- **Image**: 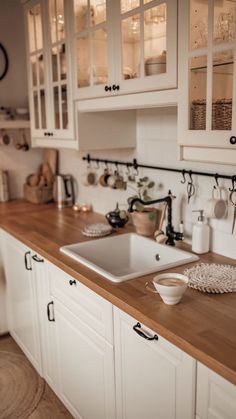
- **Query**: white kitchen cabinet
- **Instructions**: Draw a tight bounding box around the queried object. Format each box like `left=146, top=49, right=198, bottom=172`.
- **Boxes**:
left=114, top=308, right=196, bottom=419
left=196, top=362, right=236, bottom=419
left=34, top=256, right=56, bottom=388
left=178, top=0, right=236, bottom=165
left=0, top=230, right=7, bottom=335
left=51, top=298, right=116, bottom=419
left=73, top=0, right=177, bottom=100
left=24, top=0, right=76, bottom=149
left=43, top=262, right=116, bottom=418
left=1, top=231, right=42, bottom=374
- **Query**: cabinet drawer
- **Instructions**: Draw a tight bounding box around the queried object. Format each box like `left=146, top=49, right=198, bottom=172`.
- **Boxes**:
left=48, top=263, right=113, bottom=344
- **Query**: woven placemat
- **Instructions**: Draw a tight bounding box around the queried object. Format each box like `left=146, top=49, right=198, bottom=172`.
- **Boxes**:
left=82, top=223, right=112, bottom=238
left=184, top=263, right=236, bottom=294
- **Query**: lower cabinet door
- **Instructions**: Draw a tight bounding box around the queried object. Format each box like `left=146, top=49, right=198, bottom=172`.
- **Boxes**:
left=114, top=308, right=196, bottom=419
left=53, top=299, right=116, bottom=419
left=3, top=232, right=41, bottom=373
left=196, top=362, right=236, bottom=419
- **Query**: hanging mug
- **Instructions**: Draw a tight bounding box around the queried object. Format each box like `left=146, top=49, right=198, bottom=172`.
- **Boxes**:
left=204, top=186, right=228, bottom=219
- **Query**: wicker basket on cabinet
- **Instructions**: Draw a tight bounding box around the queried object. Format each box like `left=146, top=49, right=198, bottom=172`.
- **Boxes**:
left=191, top=98, right=232, bottom=130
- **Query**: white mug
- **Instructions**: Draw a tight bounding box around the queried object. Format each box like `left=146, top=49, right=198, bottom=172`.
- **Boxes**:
left=204, top=187, right=228, bottom=219
left=145, top=273, right=188, bottom=305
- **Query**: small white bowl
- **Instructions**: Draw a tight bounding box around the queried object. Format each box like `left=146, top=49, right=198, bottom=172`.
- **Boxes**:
left=152, top=273, right=188, bottom=305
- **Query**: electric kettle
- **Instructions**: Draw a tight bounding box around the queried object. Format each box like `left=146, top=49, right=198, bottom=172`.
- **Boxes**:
left=53, top=175, right=75, bottom=209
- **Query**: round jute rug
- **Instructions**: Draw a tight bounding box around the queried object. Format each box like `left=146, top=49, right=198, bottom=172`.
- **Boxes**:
left=0, top=350, right=45, bottom=418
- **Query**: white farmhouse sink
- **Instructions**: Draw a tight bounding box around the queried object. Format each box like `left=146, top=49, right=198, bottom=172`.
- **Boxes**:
left=60, top=233, right=199, bottom=283
left=60, top=233, right=199, bottom=282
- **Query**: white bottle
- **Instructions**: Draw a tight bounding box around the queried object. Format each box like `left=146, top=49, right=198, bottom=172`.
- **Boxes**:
left=192, top=210, right=210, bottom=254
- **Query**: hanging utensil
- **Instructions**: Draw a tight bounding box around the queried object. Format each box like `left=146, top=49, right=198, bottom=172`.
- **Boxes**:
left=229, top=191, right=236, bottom=234
left=229, top=176, right=236, bottom=234
left=187, top=171, right=195, bottom=203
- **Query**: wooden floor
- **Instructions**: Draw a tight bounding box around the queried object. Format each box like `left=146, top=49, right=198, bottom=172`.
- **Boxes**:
left=0, top=334, right=73, bottom=419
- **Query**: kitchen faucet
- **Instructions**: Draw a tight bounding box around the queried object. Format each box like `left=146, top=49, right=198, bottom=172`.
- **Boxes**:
left=128, top=190, right=184, bottom=246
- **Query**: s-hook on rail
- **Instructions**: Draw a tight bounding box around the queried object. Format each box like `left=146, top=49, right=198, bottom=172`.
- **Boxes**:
left=82, top=153, right=236, bottom=186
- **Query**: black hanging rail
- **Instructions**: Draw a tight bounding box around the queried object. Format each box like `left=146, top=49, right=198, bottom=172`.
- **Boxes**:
left=82, top=154, right=236, bottom=185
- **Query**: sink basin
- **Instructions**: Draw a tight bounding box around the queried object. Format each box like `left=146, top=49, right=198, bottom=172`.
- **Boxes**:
left=60, top=233, right=199, bottom=283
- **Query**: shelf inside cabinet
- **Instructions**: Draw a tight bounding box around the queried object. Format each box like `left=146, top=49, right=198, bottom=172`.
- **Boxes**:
left=191, top=61, right=233, bottom=75
left=0, top=120, right=30, bottom=129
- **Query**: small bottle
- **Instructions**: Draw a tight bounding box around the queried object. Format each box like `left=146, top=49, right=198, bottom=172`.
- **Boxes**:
left=192, top=210, right=210, bottom=254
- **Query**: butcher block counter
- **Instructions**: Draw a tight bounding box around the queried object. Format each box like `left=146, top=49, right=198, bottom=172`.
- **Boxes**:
left=1, top=200, right=236, bottom=385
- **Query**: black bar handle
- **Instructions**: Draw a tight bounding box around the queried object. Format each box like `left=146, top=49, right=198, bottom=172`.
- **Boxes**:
left=133, top=322, right=158, bottom=341
left=47, top=301, right=55, bottom=322
left=32, top=254, right=44, bottom=263
left=24, top=251, right=32, bottom=271
left=69, top=279, right=76, bottom=286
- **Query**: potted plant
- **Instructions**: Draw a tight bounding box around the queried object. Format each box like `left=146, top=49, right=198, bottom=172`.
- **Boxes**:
left=127, top=176, right=157, bottom=236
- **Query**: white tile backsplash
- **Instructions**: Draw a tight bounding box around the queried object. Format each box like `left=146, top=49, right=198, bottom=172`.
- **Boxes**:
left=59, top=107, right=236, bottom=259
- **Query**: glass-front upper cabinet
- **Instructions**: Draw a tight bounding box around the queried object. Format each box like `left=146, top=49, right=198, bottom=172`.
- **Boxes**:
left=73, top=0, right=177, bottom=99
left=26, top=1, right=49, bottom=136
left=25, top=0, right=76, bottom=148
left=74, top=0, right=114, bottom=98
left=178, top=0, right=236, bottom=164
left=116, top=0, right=177, bottom=94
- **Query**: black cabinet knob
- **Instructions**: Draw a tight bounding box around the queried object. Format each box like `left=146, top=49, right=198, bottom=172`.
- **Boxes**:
left=230, top=136, right=236, bottom=145
left=44, top=132, right=48, bottom=136
left=69, top=279, right=76, bottom=286
left=104, top=85, right=112, bottom=92
left=112, top=84, right=120, bottom=91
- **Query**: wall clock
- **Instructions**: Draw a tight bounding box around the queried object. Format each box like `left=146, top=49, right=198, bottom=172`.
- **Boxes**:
left=0, top=43, right=9, bottom=81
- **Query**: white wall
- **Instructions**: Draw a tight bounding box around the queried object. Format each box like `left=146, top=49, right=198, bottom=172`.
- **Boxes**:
left=59, top=107, right=236, bottom=259
left=0, top=0, right=28, bottom=108
left=0, top=135, right=43, bottom=199
left=0, top=0, right=43, bottom=199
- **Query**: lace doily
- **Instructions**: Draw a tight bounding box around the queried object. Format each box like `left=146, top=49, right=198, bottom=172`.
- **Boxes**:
left=184, top=263, right=236, bottom=294
left=82, top=223, right=112, bottom=237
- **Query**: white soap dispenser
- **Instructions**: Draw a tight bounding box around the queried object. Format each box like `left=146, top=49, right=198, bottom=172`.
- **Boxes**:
left=192, top=210, right=210, bottom=254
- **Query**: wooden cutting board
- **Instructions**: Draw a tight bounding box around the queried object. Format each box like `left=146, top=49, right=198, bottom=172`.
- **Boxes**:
left=43, top=149, right=58, bottom=175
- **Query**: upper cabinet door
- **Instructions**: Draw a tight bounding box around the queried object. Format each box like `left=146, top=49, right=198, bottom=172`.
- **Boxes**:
left=25, top=0, right=76, bottom=148
left=73, top=0, right=114, bottom=99
left=115, top=0, right=177, bottom=94
left=178, top=0, right=236, bottom=164
left=74, top=0, right=177, bottom=100
left=26, top=0, right=50, bottom=138
left=47, top=0, right=74, bottom=140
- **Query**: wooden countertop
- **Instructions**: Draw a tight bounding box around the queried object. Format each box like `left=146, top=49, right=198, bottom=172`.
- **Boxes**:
left=1, top=200, right=236, bottom=385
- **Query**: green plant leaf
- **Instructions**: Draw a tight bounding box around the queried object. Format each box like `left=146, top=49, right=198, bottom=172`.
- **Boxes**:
left=147, top=181, right=155, bottom=189
left=135, top=202, right=145, bottom=212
